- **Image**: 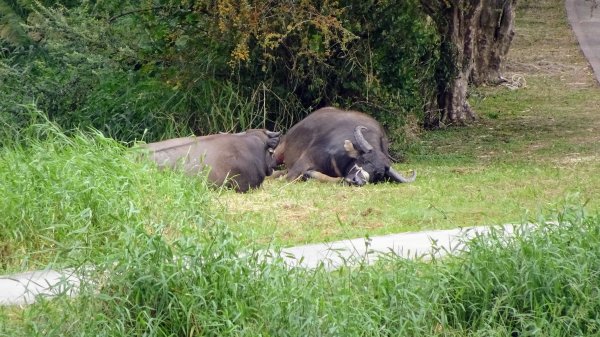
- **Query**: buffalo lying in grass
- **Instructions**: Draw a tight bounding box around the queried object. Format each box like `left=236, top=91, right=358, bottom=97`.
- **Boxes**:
left=145, top=129, right=280, bottom=192
left=274, top=107, right=415, bottom=186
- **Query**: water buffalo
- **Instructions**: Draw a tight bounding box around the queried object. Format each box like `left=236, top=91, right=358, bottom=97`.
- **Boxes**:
left=145, top=129, right=280, bottom=192
left=274, top=107, right=415, bottom=186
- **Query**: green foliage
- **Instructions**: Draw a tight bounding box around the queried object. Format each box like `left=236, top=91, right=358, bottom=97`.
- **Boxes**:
left=439, top=208, right=600, bottom=335
left=0, top=0, right=80, bottom=48
left=1, top=0, right=441, bottom=147
left=0, top=0, right=32, bottom=47
left=2, top=186, right=600, bottom=336
left=0, top=115, right=214, bottom=271
left=217, top=0, right=441, bottom=134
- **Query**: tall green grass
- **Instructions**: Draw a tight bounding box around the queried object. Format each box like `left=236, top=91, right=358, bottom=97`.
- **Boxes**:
left=2, top=193, right=600, bottom=335
left=0, top=118, right=215, bottom=272
left=437, top=207, right=600, bottom=335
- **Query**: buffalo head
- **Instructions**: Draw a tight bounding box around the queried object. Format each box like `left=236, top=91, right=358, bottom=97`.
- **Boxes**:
left=275, top=107, right=416, bottom=186
left=343, top=126, right=415, bottom=186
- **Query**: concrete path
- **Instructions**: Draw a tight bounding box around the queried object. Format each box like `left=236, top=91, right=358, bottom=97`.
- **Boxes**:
left=276, top=224, right=520, bottom=270
left=0, top=269, right=80, bottom=306
left=566, top=0, right=600, bottom=84
left=0, top=224, right=524, bottom=306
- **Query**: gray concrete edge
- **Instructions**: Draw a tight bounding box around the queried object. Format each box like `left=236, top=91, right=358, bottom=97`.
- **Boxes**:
left=1, top=223, right=541, bottom=306
left=565, top=0, right=600, bottom=84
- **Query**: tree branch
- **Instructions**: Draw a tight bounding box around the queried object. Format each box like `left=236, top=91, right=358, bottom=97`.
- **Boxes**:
left=108, top=6, right=167, bottom=24
left=418, top=0, right=444, bottom=17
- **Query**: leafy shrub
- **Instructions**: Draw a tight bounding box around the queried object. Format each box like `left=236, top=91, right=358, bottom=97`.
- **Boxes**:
left=2, top=0, right=440, bottom=150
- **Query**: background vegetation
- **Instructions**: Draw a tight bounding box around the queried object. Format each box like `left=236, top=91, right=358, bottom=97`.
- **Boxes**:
left=1, top=0, right=441, bottom=147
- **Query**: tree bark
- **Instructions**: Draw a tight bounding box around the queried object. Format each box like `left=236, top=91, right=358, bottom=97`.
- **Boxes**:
left=421, top=0, right=517, bottom=128
left=472, top=0, right=518, bottom=85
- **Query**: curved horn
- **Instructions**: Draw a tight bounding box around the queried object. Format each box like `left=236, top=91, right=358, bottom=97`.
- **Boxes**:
left=265, top=130, right=280, bottom=138
left=387, top=168, right=416, bottom=183
left=354, top=126, right=373, bottom=153
left=266, top=137, right=280, bottom=149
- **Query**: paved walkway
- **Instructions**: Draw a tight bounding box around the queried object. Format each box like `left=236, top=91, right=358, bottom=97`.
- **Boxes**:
left=566, top=0, right=600, bottom=84
left=0, top=269, right=80, bottom=306
left=277, top=224, right=519, bottom=270
left=2, top=0, right=599, bottom=307
left=1, top=224, right=520, bottom=306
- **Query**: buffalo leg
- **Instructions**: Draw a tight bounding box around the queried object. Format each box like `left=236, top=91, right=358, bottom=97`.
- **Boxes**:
left=304, top=170, right=343, bottom=183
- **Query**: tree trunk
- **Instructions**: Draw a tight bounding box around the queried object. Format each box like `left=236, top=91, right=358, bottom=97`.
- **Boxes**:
left=472, top=0, right=518, bottom=85
left=421, top=0, right=517, bottom=128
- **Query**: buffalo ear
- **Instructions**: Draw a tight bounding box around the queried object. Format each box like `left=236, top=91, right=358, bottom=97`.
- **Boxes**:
left=344, top=140, right=360, bottom=158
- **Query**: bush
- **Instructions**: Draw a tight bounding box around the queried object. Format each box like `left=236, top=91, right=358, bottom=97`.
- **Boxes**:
left=1, top=0, right=440, bottom=150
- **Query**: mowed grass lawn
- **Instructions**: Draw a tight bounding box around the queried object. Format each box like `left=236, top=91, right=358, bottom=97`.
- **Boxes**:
left=218, top=0, right=600, bottom=246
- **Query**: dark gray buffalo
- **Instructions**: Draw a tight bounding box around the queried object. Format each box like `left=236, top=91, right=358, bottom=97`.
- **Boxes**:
left=274, top=107, right=415, bottom=186
left=145, top=129, right=280, bottom=192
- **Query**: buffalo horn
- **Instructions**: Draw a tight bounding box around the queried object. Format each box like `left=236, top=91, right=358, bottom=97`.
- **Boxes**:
left=265, top=130, right=280, bottom=138
left=354, top=126, right=373, bottom=153
left=387, top=168, right=416, bottom=183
